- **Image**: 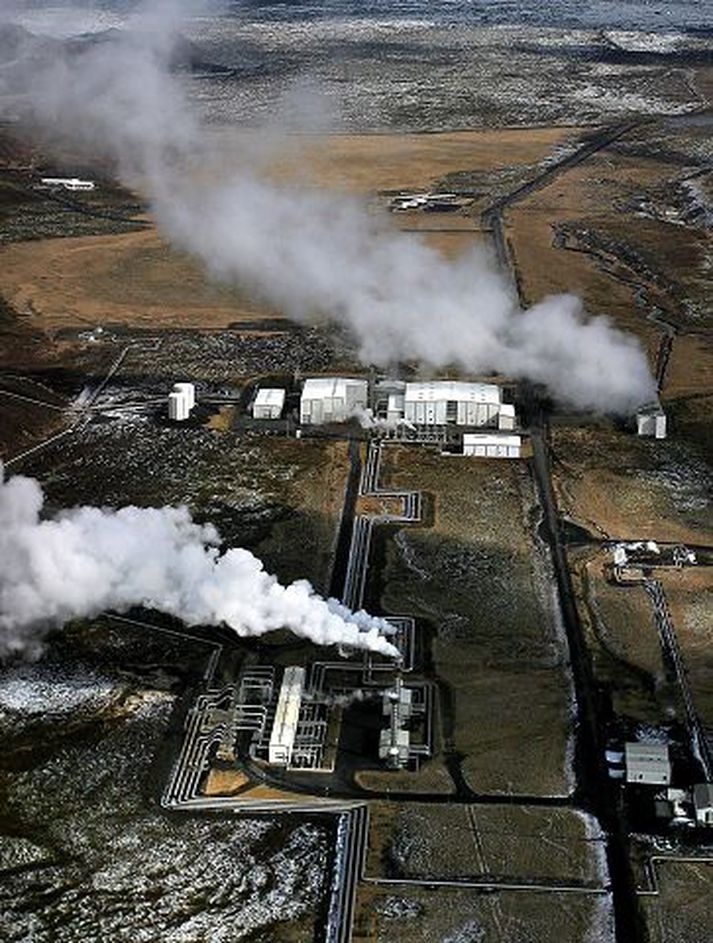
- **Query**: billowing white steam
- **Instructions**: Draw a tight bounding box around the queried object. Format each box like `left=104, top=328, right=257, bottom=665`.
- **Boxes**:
left=0, top=465, right=398, bottom=659
left=0, top=2, right=657, bottom=413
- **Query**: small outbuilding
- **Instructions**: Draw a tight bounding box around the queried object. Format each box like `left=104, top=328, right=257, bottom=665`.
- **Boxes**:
left=252, top=388, right=285, bottom=420
left=168, top=390, right=190, bottom=421
left=637, top=403, right=667, bottom=439
left=173, top=382, right=195, bottom=410
left=625, top=742, right=671, bottom=786
left=463, top=433, right=522, bottom=459
left=300, top=377, right=368, bottom=425
left=693, top=783, right=713, bottom=826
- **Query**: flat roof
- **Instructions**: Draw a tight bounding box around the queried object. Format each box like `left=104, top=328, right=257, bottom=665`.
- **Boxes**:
left=693, top=783, right=713, bottom=809
left=625, top=742, right=669, bottom=762
left=302, top=377, right=367, bottom=398
left=269, top=666, right=305, bottom=752
left=405, top=381, right=502, bottom=404
left=255, top=387, right=286, bottom=407
left=463, top=433, right=521, bottom=448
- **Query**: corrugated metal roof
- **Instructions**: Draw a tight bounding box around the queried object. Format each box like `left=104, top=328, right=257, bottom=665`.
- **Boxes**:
left=404, top=381, right=502, bottom=404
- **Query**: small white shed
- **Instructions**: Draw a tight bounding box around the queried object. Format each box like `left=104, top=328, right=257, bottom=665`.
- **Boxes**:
left=637, top=404, right=667, bottom=439
left=252, top=388, right=285, bottom=420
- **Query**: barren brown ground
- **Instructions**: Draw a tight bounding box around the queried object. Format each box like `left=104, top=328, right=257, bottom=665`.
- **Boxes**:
left=639, top=858, right=713, bottom=943
left=377, top=445, right=572, bottom=797
left=0, top=127, right=573, bottom=334
left=365, top=801, right=603, bottom=884
left=658, top=566, right=713, bottom=745
left=507, top=154, right=665, bottom=357
left=265, top=128, right=580, bottom=193
left=353, top=883, right=606, bottom=943
left=551, top=424, right=713, bottom=545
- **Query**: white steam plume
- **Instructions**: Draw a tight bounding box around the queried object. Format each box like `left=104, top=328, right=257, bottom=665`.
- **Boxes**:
left=0, top=2, right=657, bottom=412
left=0, top=465, right=398, bottom=660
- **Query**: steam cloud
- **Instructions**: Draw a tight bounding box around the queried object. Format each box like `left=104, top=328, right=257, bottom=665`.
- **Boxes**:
left=0, top=465, right=398, bottom=659
left=0, top=1, right=657, bottom=413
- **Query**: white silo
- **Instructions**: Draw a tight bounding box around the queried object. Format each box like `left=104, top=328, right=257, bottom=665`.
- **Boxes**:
left=173, top=382, right=196, bottom=410
left=168, top=390, right=190, bottom=421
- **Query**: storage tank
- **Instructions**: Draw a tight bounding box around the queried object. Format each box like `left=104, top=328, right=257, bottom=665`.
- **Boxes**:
left=168, top=391, right=190, bottom=421
left=172, top=382, right=196, bottom=410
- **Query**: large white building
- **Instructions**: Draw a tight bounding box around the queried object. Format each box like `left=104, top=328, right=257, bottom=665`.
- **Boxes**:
left=404, top=381, right=503, bottom=427
left=463, top=433, right=522, bottom=458
left=268, top=666, right=305, bottom=766
left=252, top=387, right=285, bottom=420
left=300, top=377, right=368, bottom=425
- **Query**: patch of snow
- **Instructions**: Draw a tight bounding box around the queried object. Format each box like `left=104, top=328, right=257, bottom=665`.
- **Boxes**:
left=0, top=664, right=119, bottom=717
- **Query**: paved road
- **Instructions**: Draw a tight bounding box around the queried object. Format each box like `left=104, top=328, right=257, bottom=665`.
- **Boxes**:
left=481, top=121, right=640, bottom=274
left=530, top=418, right=644, bottom=943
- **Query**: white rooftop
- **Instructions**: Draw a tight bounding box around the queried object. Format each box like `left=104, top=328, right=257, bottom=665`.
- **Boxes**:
left=302, top=377, right=367, bottom=397
left=463, top=433, right=521, bottom=448
left=405, top=381, right=502, bottom=404
left=269, top=666, right=305, bottom=757
left=625, top=742, right=669, bottom=761
left=254, top=388, right=286, bottom=407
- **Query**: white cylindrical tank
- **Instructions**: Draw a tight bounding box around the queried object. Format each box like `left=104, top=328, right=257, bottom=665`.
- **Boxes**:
left=168, top=391, right=190, bottom=421
left=173, top=382, right=195, bottom=410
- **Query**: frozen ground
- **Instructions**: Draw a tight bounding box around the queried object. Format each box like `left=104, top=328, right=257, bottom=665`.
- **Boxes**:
left=10, top=3, right=712, bottom=131
left=0, top=646, right=330, bottom=943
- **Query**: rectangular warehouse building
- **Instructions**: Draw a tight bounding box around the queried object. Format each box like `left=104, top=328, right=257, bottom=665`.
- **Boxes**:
left=300, top=377, right=368, bottom=425
left=625, top=742, right=671, bottom=785
left=404, top=381, right=502, bottom=426
left=252, top=387, right=285, bottom=420
left=268, top=666, right=306, bottom=766
left=463, top=433, right=522, bottom=458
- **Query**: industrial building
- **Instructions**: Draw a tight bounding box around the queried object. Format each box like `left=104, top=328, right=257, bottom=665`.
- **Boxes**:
left=40, top=177, right=95, bottom=191
left=637, top=402, right=667, bottom=439
left=300, top=377, right=368, bottom=425
left=625, top=742, right=671, bottom=785
left=167, top=382, right=195, bottom=421
left=252, top=388, right=285, bottom=420
left=268, top=666, right=305, bottom=766
left=462, top=433, right=522, bottom=458
left=403, top=381, right=503, bottom=427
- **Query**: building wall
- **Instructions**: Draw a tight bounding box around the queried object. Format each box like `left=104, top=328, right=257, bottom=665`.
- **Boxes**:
left=404, top=398, right=501, bottom=426
left=300, top=381, right=367, bottom=424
